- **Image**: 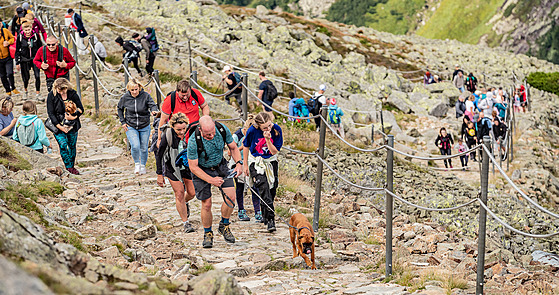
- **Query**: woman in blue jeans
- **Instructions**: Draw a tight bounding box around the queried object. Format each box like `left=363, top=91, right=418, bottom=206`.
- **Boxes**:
left=117, top=78, right=158, bottom=175
left=46, top=78, right=84, bottom=175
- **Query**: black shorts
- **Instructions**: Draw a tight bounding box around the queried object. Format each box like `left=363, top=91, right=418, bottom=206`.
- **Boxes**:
left=165, top=166, right=192, bottom=182
left=192, top=160, right=234, bottom=201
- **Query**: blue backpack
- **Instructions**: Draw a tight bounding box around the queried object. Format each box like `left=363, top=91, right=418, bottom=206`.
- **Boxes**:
left=328, top=108, right=341, bottom=124
left=233, top=72, right=241, bottom=84
left=293, top=98, right=309, bottom=117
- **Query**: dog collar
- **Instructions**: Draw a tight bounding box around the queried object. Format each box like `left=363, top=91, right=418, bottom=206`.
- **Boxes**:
left=298, top=226, right=312, bottom=234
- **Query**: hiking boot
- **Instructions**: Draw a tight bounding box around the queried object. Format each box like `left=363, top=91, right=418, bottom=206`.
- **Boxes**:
left=218, top=222, right=235, bottom=243
left=255, top=211, right=263, bottom=223
left=238, top=209, right=250, bottom=221
left=183, top=221, right=195, bottom=233
left=11, top=89, right=20, bottom=95
left=5, top=91, right=11, bottom=96
left=267, top=219, right=276, bottom=232
left=202, top=231, right=213, bottom=248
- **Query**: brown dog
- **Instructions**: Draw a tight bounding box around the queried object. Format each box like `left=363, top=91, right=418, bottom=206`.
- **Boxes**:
left=289, top=213, right=316, bottom=269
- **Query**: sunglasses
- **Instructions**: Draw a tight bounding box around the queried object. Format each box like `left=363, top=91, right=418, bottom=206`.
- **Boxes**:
left=47, top=43, right=57, bottom=46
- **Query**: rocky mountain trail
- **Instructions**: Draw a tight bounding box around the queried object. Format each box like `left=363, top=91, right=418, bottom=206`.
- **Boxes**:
left=1, top=0, right=559, bottom=293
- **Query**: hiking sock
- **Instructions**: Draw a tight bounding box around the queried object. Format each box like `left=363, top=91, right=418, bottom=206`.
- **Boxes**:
left=221, top=217, right=230, bottom=225
left=204, top=227, right=212, bottom=233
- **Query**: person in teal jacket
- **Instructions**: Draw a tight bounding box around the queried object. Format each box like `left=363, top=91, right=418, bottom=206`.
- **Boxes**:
left=327, top=98, right=345, bottom=138
left=13, top=100, right=50, bottom=153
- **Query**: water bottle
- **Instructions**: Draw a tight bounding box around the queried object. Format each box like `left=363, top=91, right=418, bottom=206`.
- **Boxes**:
left=47, top=147, right=52, bottom=154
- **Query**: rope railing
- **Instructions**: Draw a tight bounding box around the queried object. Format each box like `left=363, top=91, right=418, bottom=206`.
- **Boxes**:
left=478, top=200, right=559, bottom=238
left=242, top=82, right=321, bottom=120
left=316, top=154, right=385, bottom=192
left=281, top=146, right=316, bottom=156
left=74, top=62, right=92, bottom=76
left=90, top=69, right=125, bottom=97
left=482, top=144, right=559, bottom=219
left=386, top=189, right=479, bottom=212
left=189, top=79, right=242, bottom=98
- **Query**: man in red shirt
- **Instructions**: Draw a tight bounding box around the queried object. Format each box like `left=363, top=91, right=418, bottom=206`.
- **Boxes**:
left=33, top=36, right=75, bottom=93
left=156, top=79, right=209, bottom=232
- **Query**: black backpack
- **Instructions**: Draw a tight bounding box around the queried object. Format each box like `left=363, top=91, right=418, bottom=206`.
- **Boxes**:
left=42, top=44, right=64, bottom=77
left=308, top=95, right=320, bottom=114
left=265, top=81, right=278, bottom=101
left=193, top=121, right=228, bottom=162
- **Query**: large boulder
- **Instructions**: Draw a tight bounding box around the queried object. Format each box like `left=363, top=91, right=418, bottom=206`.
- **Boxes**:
left=386, top=91, right=412, bottom=114
left=188, top=270, right=244, bottom=295
left=0, top=256, right=53, bottom=295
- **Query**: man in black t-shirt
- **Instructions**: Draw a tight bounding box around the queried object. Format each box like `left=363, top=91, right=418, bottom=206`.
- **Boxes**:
left=258, top=71, right=274, bottom=114
left=222, top=65, right=242, bottom=106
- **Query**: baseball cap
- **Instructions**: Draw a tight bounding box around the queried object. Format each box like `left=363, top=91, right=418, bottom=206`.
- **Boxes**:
left=16, top=7, right=25, bottom=17
left=222, top=65, right=232, bottom=73
left=455, top=64, right=459, bottom=67
left=330, top=98, right=337, bottom=105
left=319, top=84, right=326, bottom=91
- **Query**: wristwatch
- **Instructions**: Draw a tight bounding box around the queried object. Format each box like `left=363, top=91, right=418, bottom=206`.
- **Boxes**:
left=236, top=160, right=243, bottom=165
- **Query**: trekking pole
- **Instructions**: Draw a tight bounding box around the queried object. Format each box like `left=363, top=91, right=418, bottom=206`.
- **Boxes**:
left=241, top=73, right=248, bottom=121
left=312, top=106, right=327, bottom=232
left=70, top=28, right=82, bottom=100
left=154, top=69, right=161, bottom=107
left=90, top=35, right=99, bottom=116
left=476, top=136, right=491, bottom=295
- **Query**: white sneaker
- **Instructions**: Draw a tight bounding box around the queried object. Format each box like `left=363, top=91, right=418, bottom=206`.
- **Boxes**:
left=139, top=165, right=146, bottom=175
left=134, top=163, right=141, bottom=174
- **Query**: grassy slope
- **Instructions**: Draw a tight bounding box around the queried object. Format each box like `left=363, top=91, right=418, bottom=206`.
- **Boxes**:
left=364, top=0, right=425, bottom=35
left=416, top=0, right=505, bottom=44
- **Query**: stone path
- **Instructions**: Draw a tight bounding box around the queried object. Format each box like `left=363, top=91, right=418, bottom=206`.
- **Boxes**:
left=35, top=106, right=415, bottom=294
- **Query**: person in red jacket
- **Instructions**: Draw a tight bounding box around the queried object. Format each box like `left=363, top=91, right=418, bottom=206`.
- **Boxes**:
left=33, top=36, right=75, bottom=94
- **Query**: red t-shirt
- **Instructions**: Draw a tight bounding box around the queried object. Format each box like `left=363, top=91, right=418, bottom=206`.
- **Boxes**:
left=161, top=89, right=206, bottom=124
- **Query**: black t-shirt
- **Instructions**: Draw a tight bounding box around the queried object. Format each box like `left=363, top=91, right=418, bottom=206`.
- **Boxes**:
left=259, top=80, right=272, bottom=101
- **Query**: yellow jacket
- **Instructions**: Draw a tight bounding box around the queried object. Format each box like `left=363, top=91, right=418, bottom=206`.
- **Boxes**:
left=0, top=28, right=14, bottom=59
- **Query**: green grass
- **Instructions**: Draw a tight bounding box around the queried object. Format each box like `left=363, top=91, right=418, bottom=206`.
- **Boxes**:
left=159, top=71, right=184, bottom=84
left=0, top=140, right=32, bottom=171
left=105, top=55, right=122, bottom=66
left=527, top=72, right=559, bottom=96
left=192, top=263, right=214, bottom=275
left=417, top=0, right=505, bottom=44
left=0, top=182, right=62, bottom=226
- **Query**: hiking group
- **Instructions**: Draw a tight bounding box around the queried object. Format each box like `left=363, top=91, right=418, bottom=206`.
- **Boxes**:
left=427, top=65, right=517, bottom=170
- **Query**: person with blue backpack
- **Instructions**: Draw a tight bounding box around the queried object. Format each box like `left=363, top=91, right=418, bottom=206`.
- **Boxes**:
left=13, top=100, right=50, bottom=153
left=327, top=98, right=344, bottom=138
left=288, top=91, right=310, bottom=122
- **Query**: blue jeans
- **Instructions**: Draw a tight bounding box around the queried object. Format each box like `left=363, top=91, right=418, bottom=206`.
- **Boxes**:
left=54, top=131, right=78, bottom=168
left=126, top=125, right=150, bottom=165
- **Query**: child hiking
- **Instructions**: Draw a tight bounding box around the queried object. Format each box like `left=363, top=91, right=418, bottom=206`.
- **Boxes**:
left=13, top=100, right=50, bottom=153
left=454, top=139, right=469, bottom=169
left=327, top=98, right=344, bottom=138
left=434, top=127, right=454, bottom=169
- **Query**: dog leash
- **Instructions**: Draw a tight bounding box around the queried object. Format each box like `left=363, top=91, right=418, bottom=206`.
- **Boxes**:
left=243, top=176, right=303, bottom=232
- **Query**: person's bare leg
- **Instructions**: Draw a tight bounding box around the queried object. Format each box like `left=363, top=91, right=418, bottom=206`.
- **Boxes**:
left=220, top=187, right=236, bottom=219
left=184, top=179, right=196, bottom=202
left=170, top=179, right=188, bottom=222
left=201, top=198, right=213, bottom=229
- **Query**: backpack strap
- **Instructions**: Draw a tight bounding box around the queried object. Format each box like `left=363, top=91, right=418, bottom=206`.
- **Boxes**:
left=57, top=44, right=63, bottom=61
left=194, top=126, right=208, bottom=162
left=193, top=121, right=227, bottom=163
left=170, top=91, right=176, bottom=115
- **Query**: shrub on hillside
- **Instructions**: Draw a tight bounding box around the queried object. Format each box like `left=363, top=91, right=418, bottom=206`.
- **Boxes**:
left=527, top=72, right=559, bottom=96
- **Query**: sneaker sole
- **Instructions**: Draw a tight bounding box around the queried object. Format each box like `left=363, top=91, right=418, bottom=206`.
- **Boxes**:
left=203, top=244, right=213, bottom=248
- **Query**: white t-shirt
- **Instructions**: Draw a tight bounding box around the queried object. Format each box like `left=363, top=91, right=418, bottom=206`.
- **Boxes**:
left=465, top=100, right=474, bottom=113
left=314, top=92, right=327, bottom=105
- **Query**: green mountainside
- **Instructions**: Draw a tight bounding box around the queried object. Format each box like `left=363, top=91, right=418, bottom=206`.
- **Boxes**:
left=217, top=0, right=559, bottom=65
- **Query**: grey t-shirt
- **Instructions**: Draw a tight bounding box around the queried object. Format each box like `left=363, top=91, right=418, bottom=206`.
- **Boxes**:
left=0, top=112, right=14, bottom=137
